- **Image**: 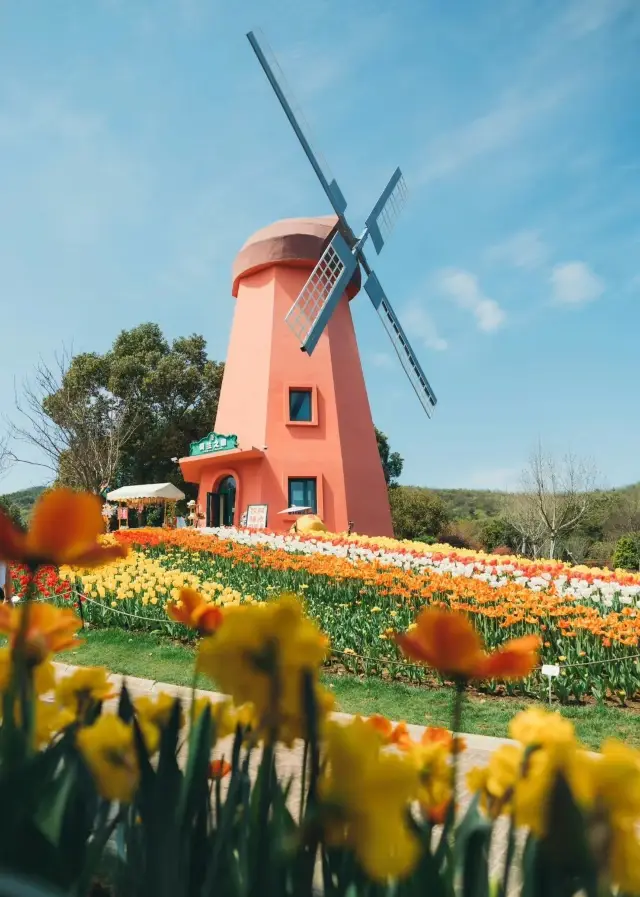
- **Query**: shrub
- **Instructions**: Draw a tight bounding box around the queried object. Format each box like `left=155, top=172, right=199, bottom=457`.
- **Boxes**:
left=0, top=495, right=24, bottom=529
left=612, top=535, right=640, bottom=571
left=389, top=486, right=449, bottom=542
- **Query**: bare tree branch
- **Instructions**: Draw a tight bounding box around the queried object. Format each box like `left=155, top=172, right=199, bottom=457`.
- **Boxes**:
left=0, top=432, right=14, bottom=485
left=505, top=442, right=599, bottom=559
left=10, top=349, right=139, bottom=494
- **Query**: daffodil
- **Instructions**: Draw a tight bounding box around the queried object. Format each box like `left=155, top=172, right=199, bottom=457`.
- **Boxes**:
left=77, top=715, right=139, bottom=803
left=0, top=488, right=127, bottom=568
left=0, top=602, right=81, bottom=664
left=197, top=594, right=331, bottom=744
left=135, top=692, right=184, bottom=730
left=580, top=739, right=640, bottom=893
left=56, top=667, right=114, bottom=717
left=33, top=700, right=75, bottom=748
left=509, top=707, right=576, bottom=749
left=319, top=717, right=420, bottom=882
left=0, top=646, right=55, bottom=694
left=408, top=740, right=453, bottom=824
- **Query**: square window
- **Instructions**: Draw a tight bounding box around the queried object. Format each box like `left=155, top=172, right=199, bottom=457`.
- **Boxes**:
left=288, top=477, right=317, bottom=513
left=289, top=388, right=312, bottom=423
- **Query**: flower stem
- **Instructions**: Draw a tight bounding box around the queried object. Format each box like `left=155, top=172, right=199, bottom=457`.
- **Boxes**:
left=449, top=682, right=466, bottom=825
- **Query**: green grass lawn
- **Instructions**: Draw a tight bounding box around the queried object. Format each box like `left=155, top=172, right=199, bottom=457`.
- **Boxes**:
left=62, top=628, right=640, bottom=751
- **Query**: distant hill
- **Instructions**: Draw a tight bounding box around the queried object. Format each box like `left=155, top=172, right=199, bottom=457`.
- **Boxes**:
left=0, top=485, right=45, bottom=519
left=430, top=488, right=507, bottom=521
left=1, top=482, right=638, bottom=528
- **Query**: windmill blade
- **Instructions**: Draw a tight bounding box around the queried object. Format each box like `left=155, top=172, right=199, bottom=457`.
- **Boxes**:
left=364, top=272, right=437, bottom=416
left=365, top=167, right=409, bottom=255
left=247, top=30, right=348, bottom=219
left=285, top=232, right=358, bottom=355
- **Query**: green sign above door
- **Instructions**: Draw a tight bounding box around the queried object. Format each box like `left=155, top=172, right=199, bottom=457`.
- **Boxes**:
left=189, top=432, right=238, bottom=457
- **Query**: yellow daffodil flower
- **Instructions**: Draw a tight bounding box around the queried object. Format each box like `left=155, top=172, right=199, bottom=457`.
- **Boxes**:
left=56, top=667, right=114, bottom=717
left=77, top=715, right=139, bottom=803
left=319, top=717, right=420, bottom=882
left=196, top=594, right=331, bottom=744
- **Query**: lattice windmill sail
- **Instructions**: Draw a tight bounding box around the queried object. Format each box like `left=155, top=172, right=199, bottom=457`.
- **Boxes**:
left=247, top=30, right=437, bottom=417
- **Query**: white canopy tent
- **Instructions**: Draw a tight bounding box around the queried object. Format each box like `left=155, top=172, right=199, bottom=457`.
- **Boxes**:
left=106, top=483, right=185, bottom=502
left=105, top=483, right=186, bottom=529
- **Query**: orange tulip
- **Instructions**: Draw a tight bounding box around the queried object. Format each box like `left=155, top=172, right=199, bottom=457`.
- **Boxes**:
left=366, top=714, right=393, bottom=739
left=420, top=726, right=467, bottom=754
left=0, top=602, right=81, bottom=664
left=394, top=608, right=539, bottom=682
left=209, top=759, right=232, bottom=779
left=167, top=588, right=223, bottom=635
left=0, top=488, right=127, bottom=569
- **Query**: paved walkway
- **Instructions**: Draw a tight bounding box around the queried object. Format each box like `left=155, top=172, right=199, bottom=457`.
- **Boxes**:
left=53, top=663, right=518, bottom=889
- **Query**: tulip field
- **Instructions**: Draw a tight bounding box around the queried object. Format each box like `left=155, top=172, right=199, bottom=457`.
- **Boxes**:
left=20, top=526, right=640, bottom=704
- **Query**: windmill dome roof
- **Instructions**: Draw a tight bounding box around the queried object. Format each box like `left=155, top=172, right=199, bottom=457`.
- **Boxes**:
left=231, top=215, right=361, bottom=299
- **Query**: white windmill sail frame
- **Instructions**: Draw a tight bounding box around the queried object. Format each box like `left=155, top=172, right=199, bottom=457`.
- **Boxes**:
left=285, top=231, right=358, bottom=354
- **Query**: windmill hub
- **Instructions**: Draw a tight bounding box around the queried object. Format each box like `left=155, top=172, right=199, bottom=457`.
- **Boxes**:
left=232, top=216, right=361, bottom=299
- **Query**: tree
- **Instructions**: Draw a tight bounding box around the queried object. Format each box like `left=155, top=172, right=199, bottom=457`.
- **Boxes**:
left=612, top=535, right=640, bottom=571
left=12, top=350, right=137, bottom=495
left=375, top=427, right=404, bottom=487
left=0, top=433, right=13, bottom=483
left=389, top=486, right=449, bottom=542
left=0, top=495, right=23, bottom=529
left=12, top=325, right=224, bottom=499
left=507, top=443, right=599, bottom=559
left=502, top=491, right=548, bottom=558
left=479, top=517, right=520, bottom=553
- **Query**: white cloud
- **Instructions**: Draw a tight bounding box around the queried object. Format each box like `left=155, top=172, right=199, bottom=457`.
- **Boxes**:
left=401, top=303, right=448, bottom=352
left=551, top=261, right=604, bottom=305
left=417, top=85, right=571, bottom=185
left=437, top=269, right=506, bottom=333
left=486, top=230, right=547, bottom=270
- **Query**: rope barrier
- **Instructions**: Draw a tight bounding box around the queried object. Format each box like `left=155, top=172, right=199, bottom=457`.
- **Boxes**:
left=70, top=590, right=640, bottom=675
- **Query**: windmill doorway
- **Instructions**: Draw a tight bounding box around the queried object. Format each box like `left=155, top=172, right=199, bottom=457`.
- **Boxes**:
left=207, top=476, right=236, bottom=527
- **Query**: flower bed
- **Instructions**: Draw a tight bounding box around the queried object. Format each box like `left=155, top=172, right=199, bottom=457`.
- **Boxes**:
left=38, top=528, right=640, bottom=704
left=1, top=488, right=640, bottom=897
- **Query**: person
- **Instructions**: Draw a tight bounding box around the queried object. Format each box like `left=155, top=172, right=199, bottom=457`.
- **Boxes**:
left=0, top=561, right=12, bottom=603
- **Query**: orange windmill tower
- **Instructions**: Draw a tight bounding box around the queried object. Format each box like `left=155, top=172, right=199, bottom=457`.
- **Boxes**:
left=180, top=31, right=438, bottom=536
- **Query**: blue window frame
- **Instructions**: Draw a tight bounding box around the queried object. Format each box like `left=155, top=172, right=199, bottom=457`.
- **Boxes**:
left=288, top=477, right=317, bottom=513
left=289, top=388, right=312, bottom=422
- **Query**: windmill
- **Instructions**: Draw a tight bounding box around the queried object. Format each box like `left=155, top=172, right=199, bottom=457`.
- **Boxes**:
left=247, top=30, right=438, bottom=418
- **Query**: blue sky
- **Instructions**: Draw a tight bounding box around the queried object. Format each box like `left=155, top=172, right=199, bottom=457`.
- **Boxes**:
left=1, top=0, right=639, bottom=495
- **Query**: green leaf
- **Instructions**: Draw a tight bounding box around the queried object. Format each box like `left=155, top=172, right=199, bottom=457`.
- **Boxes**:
left=454, top=797, right=491, bottom=897
left=33, top=766, right=77, bottom=847
left=177, top=702, right=212, bottom=829
left=0, top=871, right=67, bottom=897
left=541, top=772, right=597, bottom=897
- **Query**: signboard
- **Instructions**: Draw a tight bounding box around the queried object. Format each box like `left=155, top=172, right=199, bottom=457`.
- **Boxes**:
left=541, top=664, right=560, bottom=678
left=189, top=432, right=238, bottom=457
left=245, top=504, right=268, bottom=529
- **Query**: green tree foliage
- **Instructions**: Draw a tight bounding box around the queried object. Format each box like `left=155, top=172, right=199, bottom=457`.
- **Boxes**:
left=375, top=427, right=404, bottom=487
left=612, top=535, right=640, bottom=571
left=389, top=486, right=449, bottom=542
left=0, top=495, right=24, bottom=529
left=479, top=517, right=520, bottom=552
left=46, top=324, right=224, bottom=498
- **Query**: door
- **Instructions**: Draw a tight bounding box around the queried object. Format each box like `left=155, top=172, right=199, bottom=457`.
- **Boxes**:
left=206, top=492, right=221, bottom=528
left=216, top=476, right=236, bottom=527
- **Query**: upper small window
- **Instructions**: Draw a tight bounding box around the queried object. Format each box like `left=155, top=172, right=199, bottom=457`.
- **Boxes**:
left=289, top=388, right=312, bottom=423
